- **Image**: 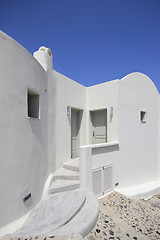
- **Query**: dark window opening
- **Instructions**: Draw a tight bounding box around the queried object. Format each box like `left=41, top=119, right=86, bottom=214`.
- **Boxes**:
left=28, top=90, right=39, bottom=118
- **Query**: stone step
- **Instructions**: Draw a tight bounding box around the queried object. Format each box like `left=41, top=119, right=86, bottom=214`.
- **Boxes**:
left=52, top=168, right=79, bottom=181
left=47, top=192, right=99, bottom=238
left=49, top=180, right=80, bottom=194
left=15, top=190, right=86, bottom=237
left=63, top=158, right=79, bottom=173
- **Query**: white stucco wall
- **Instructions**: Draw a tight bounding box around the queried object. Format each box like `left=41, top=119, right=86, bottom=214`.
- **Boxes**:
left=87, top=80, right=119, bottom=144
left=53, top=71, right=86, bottom=169
left=118, top=73, right=159, bottom=187
left=80, top=73, right=160, bottom=194
left=0, top=31, right=49, bottom=228
left=159, top=96, right=160, bottom=180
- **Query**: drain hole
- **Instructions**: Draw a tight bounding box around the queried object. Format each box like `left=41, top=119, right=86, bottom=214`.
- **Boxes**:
left=23, top=193, right=31, bottom=202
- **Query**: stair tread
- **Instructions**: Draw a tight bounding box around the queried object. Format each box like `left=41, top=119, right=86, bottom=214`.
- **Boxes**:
left=54, top=168, right=79, bottom=176
left=16, top=190, right=86, bottom=237
left=50, top=180, right=80, bottom=190
left=63, top=158, right=79, bottom=168
left=47, top=192, right=99, bottom=238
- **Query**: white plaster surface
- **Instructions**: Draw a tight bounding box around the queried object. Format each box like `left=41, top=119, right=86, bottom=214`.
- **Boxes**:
left=16, top=190, right=86, bottom=237
left=48, top=192, right=99, bottom=238
left=49, top=180, right=80, bottom=194
left=53, top=71, right=86, bottom=170
left=0, top=30, right=49, bottom=228
left=116, top=180, right=160, bottom=200
left=118, top=73, right=160, bottom=187
left=63, top=158, right=80, bottom=172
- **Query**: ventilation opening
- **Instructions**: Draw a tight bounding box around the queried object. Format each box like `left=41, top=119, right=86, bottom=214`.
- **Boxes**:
left=28, top=90, right=40, bottom=119
left=23, top=193, right=31, bottom=202
left=23, top=193, right=33, bottom=208
left=140, top=111, right=146, bottom=123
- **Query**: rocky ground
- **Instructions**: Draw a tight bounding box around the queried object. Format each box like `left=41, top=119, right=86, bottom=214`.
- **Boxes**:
left=87, top=191, right=160, bottom=240
left=1, top=191, right=160, bottom=240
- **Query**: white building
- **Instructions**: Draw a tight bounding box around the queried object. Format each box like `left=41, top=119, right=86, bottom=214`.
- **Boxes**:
left=0, top=30, right=160, bottom=237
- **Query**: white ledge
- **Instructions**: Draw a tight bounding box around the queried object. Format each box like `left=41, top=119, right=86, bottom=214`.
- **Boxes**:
left=80, top=141, right=119, bottom=149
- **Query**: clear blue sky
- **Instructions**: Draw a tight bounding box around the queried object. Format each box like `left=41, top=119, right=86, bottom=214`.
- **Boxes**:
left=1, top=0, right=160, bottom=91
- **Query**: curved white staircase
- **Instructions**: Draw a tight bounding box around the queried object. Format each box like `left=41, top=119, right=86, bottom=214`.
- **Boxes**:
left=15, top=158, right=99, bottom=238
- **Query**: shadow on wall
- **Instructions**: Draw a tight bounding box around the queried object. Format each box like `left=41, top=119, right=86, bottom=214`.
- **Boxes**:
left=92, top=145, right=119, bottom=155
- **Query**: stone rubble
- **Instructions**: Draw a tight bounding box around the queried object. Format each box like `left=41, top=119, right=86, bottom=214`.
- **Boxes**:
left=1, top=191, right=160, bottom=240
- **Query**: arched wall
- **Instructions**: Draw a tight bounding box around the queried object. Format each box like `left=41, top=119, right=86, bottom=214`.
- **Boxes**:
left=118, top=72, right=159, bottom=187
left=0, top=31, right=49, bottom=228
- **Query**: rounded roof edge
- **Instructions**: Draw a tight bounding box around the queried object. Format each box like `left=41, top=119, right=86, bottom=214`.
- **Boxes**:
left=0, top=30, right=32, bottom=57
left=121, top=72, right=159, bottom=96
left=0, top=30, right=47, bottom=73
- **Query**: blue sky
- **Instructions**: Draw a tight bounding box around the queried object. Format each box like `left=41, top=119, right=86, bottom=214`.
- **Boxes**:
left=1, top=0, right=160, bottom=91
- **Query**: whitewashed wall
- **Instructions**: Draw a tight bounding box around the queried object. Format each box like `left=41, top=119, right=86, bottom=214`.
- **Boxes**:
left=0, top=31, right=49, bottom=228
left=118, top=73, right=159, bottom=188
left=80, top=73, right=160, bottom=194
left=53, top=71, right=86, bottom=170
left=87, top=80, right=119, bottom=144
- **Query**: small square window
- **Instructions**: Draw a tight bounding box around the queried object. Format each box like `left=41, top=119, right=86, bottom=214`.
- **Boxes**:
left=140, top=111, right=146, bottom=123
left=28, top=90, right=39, bottom=118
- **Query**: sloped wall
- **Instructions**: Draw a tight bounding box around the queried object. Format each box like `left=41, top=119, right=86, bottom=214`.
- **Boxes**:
left=0, top=31, right=49, bottom=228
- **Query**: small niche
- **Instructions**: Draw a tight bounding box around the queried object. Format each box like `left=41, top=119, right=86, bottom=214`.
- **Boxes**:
left=28, top=89, right=40, bottom=119
left=23, top=193, right=32, bottom=208
left=23, top=193, right=31, bottom=202
left=140, top=111, right=147, bottom=123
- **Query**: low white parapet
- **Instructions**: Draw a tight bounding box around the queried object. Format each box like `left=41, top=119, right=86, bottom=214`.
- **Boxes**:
left=81, top=141, right=119, bottom=149
left=80, top=141, right=119, bottom=193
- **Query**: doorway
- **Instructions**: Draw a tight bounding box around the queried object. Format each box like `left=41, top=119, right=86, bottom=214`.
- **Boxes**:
left=90, top=109, right=107, bottom=144
left=71, top=109, right=80, bottom=158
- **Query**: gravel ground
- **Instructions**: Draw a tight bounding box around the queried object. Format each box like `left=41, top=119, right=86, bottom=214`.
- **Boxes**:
left=1, top=191, right=160, bottom=240
left=87, top=191, right=160, bottom=240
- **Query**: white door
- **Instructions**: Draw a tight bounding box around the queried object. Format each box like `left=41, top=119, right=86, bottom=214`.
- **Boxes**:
left=91, top=109, right=107, bottom=144
left=71, top=110, right=80, bottom=158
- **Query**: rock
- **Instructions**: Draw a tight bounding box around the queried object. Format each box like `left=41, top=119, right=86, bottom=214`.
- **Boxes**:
left=126, top=233, right=130, bottom=237
left=109, top=230, right=114, bottom=236
left=104, top=220, right=109, bottom=223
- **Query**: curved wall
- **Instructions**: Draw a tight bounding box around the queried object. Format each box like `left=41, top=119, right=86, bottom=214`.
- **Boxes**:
left=0, top=31, right=49, bottom=227
left=118, top=73, right=159, bottom=187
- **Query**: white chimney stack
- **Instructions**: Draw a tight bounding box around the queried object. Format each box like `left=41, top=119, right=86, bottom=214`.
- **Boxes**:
left=33, top=46, right=53, bottom=72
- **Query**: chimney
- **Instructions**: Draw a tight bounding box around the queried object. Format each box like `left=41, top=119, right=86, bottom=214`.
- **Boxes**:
left=33, top=46, right=53, bottom=72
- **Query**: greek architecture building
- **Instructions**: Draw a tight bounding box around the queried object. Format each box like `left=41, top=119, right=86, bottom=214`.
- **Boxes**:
left=0, top=30, right=160, bottom=237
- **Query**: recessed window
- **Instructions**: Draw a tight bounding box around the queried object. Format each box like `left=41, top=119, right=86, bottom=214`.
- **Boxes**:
left=28, top=90, right=39, bottom=119
left=140, top=111, right=146, bottom=123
